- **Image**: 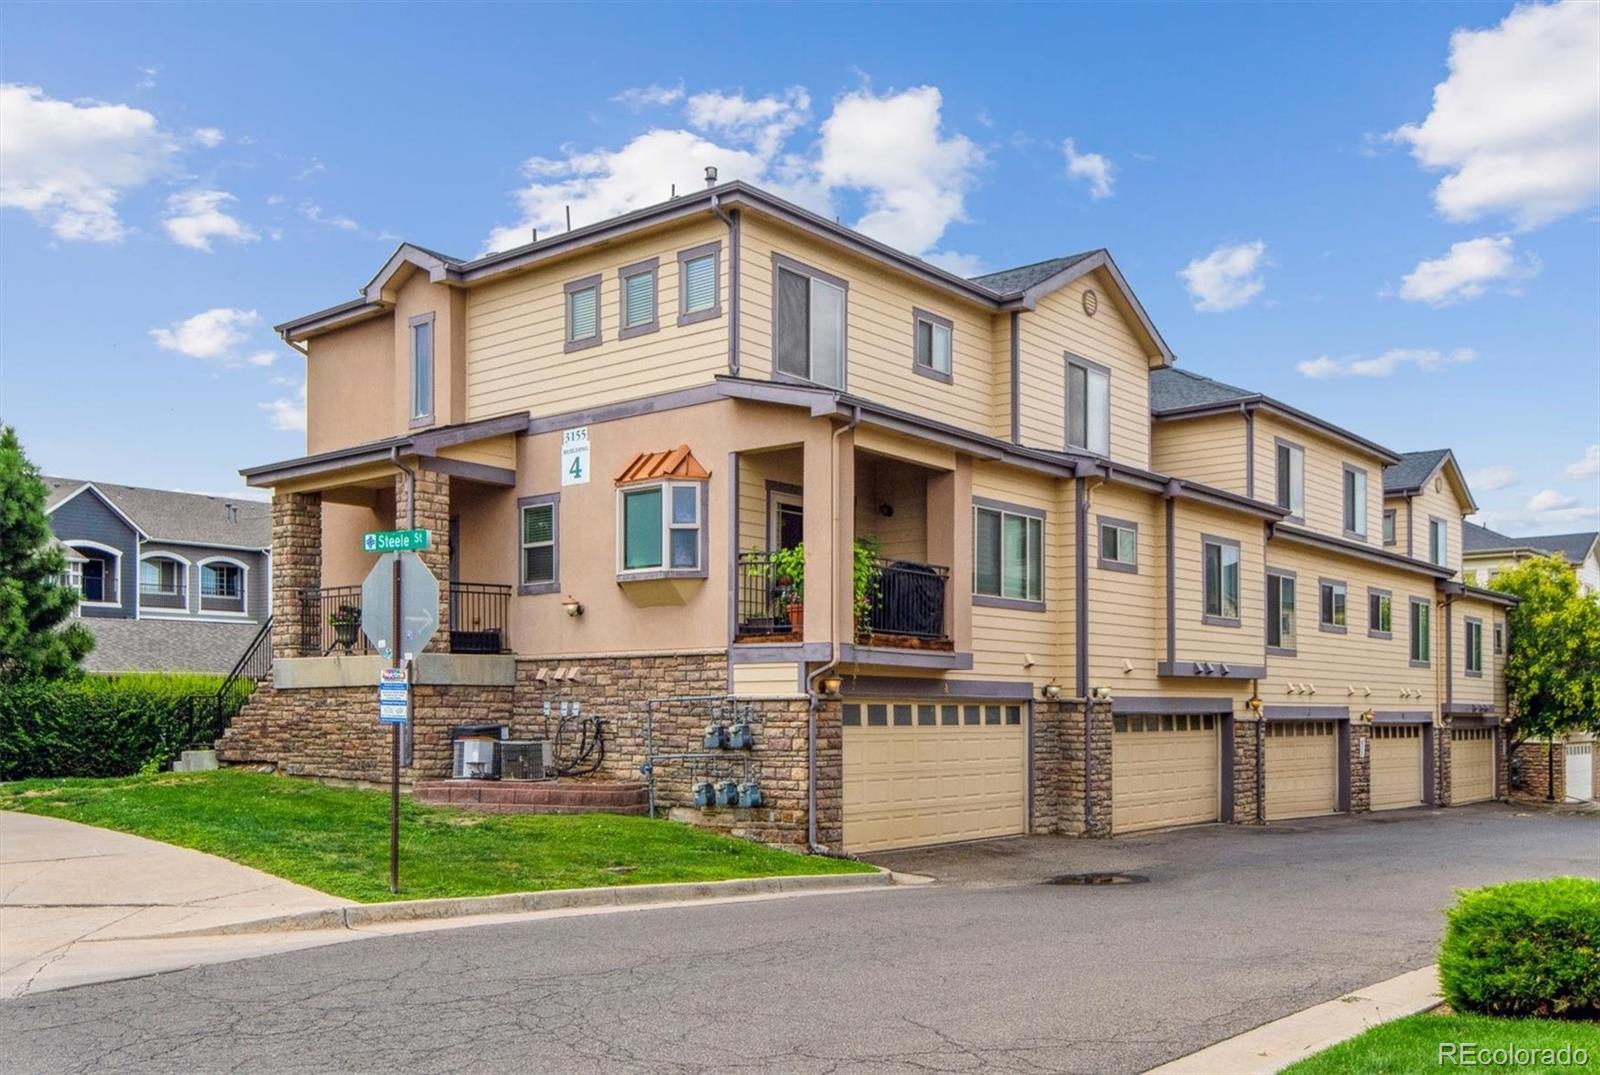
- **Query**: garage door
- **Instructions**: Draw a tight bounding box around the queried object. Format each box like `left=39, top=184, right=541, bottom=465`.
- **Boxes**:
left=1370, top=725, right=1424, bottom=811
left=1566, top=742, right=1594, bottom=803
left=1452, top=728, right=1495, bottom=803
left=841, top=701, right=1027, bottom=852
left=1265, top=721, right=1340, bottom=820
left=1111, top=713, right=1220, bottom=833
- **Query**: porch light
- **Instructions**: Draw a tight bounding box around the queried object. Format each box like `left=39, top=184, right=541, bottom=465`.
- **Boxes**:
left=1360, top=709, right=1375, bottom=723
left=1041, top=683, right=1062, bottom=701
left=1091, top=685, right=1112, bottom=702
left=819, top=676, right=843, bottom=698
left=1246, top=694, right=1264, bottom=714
left=562, top=597, right=584, bottom=617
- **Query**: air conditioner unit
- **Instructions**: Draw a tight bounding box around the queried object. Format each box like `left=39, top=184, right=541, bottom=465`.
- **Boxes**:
left=499, top=740, right=553, bottom=782
left=451, top=723, right=508, bottom=780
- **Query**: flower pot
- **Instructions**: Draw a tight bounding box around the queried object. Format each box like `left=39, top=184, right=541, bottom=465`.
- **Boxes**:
left=785, top=602, right=804, bottom=634
left=333, top=620, right=359, bottom=652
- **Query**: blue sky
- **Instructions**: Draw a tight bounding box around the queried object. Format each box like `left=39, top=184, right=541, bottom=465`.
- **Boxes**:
left=1, top=1, right=1596, bottom=534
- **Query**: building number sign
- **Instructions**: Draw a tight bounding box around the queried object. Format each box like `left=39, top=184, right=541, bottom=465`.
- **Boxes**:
left=561, top=427, right=591, bottom=486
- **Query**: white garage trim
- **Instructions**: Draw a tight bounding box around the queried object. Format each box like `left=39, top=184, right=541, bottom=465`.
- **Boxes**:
left=1565, top=741, right=1594, bottom=803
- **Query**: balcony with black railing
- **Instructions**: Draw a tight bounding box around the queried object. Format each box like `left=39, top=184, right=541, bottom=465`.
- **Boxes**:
left=297, top=582, right=511, bottom=657
left=139, top=582, right=187, bottom=610
left=735, top=551, right=951, bottom=648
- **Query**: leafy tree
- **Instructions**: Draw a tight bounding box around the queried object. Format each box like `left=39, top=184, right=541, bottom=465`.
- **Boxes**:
left=1489, top=554, right=1600, bottom=749
left=0, top=426, right=93, bottom=682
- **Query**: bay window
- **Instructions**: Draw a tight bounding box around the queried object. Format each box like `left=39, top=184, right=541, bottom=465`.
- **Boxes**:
left=619, top=481, right=705, bottom=576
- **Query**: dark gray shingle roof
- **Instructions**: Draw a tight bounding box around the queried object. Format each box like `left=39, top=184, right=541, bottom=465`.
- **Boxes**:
left=1465, top=522, right=1599, bottom=563
left=969, top=251, right=1099, bottom=295
left=1149, top=367, right=1256, bottom=412
left=78, top=617, right=271, bottom=677
left=43, top=477, right=270, bottom=549
left=1383, top=450, right=1451, bottom=494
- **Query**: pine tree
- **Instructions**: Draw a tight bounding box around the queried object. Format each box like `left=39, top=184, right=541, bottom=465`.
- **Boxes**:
left=0, top=426, right=94, bottom=682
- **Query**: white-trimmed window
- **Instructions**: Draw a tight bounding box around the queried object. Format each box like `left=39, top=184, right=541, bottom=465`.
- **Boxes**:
left=1202, top=536, right=1241, bottom=624
left=1066, top=355, right=1110, bottom=456
left=1276, top=441, right=1305, bottom=518
left=201, top=562, right=243, bottom=598
left=913, top=308, right=953, bottom=382
left=518, top=495, right=559, bottom=595
left=618, top=481, right=704, bottom=575
left=973, top=505, right=1043, bottom=604
left=774, top=257, right=846, bottom=389
left=140, top=558, right=181, bottom=594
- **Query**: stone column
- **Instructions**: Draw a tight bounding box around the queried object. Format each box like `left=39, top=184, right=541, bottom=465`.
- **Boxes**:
left=1347, top=720, right=1372, bottom=813
left=397, top=468, right=452, bottom=653
left=1030, top=699, right=1066, bottom=834
left=1229, top=712, right=1263, bottom=824
left=270, top=491, right=321, bottom=659
left=1060, top=699, right=1113, bottom=837
left=1436, top=719, right=1453, bottom=806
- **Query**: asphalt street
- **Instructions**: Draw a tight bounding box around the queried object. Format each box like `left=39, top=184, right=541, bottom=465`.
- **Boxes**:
left=2, top=804, right=1593, bottom=1074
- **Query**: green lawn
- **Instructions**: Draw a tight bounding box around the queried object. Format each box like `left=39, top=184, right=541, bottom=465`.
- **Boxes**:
left=1282, top=1012, right=1600, bottom=1075
left=0, top=770, right=873, bottom=903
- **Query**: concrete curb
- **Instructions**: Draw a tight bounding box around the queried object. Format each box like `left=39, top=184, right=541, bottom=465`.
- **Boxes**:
left=130, top=868, right=897, bottom=939
left=1146, top=964, right=1442, bottom=1074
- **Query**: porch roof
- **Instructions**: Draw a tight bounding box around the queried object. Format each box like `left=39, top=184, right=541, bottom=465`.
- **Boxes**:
left=239, top=411, right=528, bottom=489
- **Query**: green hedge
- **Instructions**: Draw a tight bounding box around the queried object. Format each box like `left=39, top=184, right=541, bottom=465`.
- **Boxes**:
left=0, top=673, right=254, bottom=780
left=1440, top=877, right=1600, bottom=1020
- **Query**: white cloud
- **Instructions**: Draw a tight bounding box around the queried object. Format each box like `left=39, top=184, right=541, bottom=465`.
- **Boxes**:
left=162, top=188, right=259, bottom=251
left=246, top=350, right=276, bottom=368
left=1297, top=346, right=1476, bottom=379
left=614, top=83, right=684, bottom=110
left=1528, top=488, right=1579, bottom=512
left=149, top=307, right=260, bottom=359
left=1477, top=502, right=1600, bottom=532
left=1397, top=236, right=1538, bottom=305
left=816, top=86, right=983, bottom=255
left=0, top=83, right=177, bottom=241
left=260, top=382, right=306, bottom=433
left=1566, top=444, right=1600, bottom=479
left=136, top=66, right=160, bottom=90
left=1389, top=0, right=1600, bottom=229
left=687, top=87, right=810, bottom=156
left=923, top=250, right=986, bottom=276
left=300, top=201, right=359, bottom=231
left=1178, top=240, right=1268, bottom=312
left=484, top=83, right=982, bottom=261
left=1062, top=138, right=1115, bottom=199
left=191, top=127, right=225, bottom=148
left=1467, top=465, right=1518, bottom=491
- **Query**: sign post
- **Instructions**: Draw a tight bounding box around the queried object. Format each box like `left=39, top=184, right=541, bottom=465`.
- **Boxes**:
left=360, top=543, right=441, bottom=896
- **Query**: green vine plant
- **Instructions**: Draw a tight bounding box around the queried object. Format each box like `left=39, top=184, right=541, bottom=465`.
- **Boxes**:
left=852, top=535, right=882, bottom=635
left=745, top=538, right=883, bottom=632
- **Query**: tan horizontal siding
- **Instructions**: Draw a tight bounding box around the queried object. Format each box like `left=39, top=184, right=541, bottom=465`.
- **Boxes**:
left=1450, top=596, right=1504, bottom=707
left=1086, top=483, right=1163, bottom=693
left=1253, top=413, right=1384, bottom=542
left=1151, top=414, right=1249, bottom=496
left=465, top=219, right=729, bottom=421
left=1171, top=501, right=1265, bottom=668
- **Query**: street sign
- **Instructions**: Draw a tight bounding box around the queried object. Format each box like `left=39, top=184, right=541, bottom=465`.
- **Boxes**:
left=363, top=528, right=431, bottom=553
left=360, top=552, right=441, bottom=658
left=561, top=426, right=590, bottom=486
left=378, top=667, right=409, bottom=725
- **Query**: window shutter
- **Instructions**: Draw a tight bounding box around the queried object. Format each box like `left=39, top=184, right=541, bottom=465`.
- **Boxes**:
left=684, top=255, right=715, bottom=313
left=624, top=271, right=654, bottom=328
left=776, top=269, right=809, bottom=377
left=569, top=287, right=597, bottom=340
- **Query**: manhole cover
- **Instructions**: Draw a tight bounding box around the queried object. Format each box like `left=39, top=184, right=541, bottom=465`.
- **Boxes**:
left=1046, top=872, right=1148, bottom=886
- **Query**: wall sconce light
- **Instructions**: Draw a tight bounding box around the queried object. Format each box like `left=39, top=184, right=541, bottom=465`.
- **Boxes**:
left=1360, top=709, right=1376, bottom=724
left=819, top=676, right=843, bottom=699
left=877, top=502, right=894, bottom=518
left=1041, top=683, right=1062, bottom=701
left=562, top=597, right=584, bottom=618
left=1090, top=685, right=1112, bottom=702
left=1246, top=695, right=1264, bottom=714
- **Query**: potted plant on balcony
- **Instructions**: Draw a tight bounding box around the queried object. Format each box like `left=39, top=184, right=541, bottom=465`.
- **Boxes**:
left=853, top=535, right=883, bottom=640
left=765, top=544, right=807, bottom=635
left=328, top=603, right=361, bottom=653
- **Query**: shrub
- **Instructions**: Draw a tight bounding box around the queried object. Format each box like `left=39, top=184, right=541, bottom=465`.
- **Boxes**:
left=1439, top=877, right=1600, bottom=1020
left=0, top=673, right=254, bottom=780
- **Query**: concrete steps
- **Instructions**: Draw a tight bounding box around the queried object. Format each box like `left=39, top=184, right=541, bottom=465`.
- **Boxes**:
left=413, top=780, right=651, bottom=816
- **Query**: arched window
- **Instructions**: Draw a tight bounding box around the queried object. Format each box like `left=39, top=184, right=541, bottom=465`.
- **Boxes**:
left=63, top=541, right=122, bottom=606
left=198, top=556, right=249, bottom=615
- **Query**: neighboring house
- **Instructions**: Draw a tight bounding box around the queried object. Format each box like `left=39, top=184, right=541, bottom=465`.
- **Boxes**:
left=43, top=478, right=272, bottom=677
left=221, top=178, right=1516, bottom=851
left=1462, top=522, right=1600, bottom=594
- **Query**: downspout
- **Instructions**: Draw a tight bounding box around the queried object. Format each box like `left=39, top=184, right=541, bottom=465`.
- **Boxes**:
left=804, top=403, right=861, bottom=854
left=1009, top=311, right=1021, bottom=444
left=1074, top=471, right=1092, bottom=832
left=711, top=196, right=741, bottom=376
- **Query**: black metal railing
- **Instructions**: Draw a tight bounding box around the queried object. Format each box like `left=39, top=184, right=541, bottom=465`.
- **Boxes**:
left=139, top=583, right=187, bottom=609
left=448, top=582, right=511, bottom=654
left=734, top=551, right=951, bottom=641
left=735, top=551, right=802, bottom=637
left=297, top=583, right=511, bottom=656
left=861, top=558, right=950, bottom=640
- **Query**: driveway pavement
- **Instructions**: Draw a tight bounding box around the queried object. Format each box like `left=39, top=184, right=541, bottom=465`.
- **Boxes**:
left=1, top=804, right=1592, bottom=1074
left=0, top=812, right=353, bottom=998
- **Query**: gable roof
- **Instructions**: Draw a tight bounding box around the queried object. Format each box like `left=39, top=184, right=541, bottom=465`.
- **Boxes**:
left=1463, top=521, right=1599, bottom=563
left=614, top=445, right=712, bottom=485
left=43, top=477, right=270, bottom=549
left=1148, top=367, right=1402, bottom=464
left=969, top=252, right=1099, bottom=295
left=1382, top=448, right=1477, bottom=513
left=276, top=182, right=1175, bottom=363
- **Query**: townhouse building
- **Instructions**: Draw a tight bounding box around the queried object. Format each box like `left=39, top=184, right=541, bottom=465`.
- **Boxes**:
left=221, top=179, right=1513, bottom=852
